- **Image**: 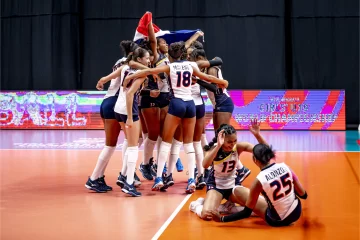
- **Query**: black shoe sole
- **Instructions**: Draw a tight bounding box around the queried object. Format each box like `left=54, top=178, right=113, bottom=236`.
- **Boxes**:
left=121, top=188, right=141, bottom=197
left=116, top=181, right=125, bottom=189
left=85, top=184, right=107, bottom=193
left=196, top=182, right=206, bottom=190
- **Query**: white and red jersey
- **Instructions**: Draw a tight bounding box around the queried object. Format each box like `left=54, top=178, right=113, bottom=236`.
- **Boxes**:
left=104, top=57, right=127, bottom=99
left=256, top=162, right=298, bottom=220
left=168, top=61, right=194, bottom=101
left=113, top=65, right=142, bottom=116
left=189, top=62, right=203, bottom=106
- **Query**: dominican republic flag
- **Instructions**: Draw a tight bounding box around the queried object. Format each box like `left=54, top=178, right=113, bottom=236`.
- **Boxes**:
left=133, top=12, right=200, bottom=44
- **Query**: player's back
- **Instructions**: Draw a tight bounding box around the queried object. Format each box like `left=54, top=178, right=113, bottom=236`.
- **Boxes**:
left=114, top=65, right=140, bottom=115
left=104, top=57, right=127, bottom=99
left=168, top=61, right=194, bottom=101
left=256, top=162, right=297, bottom=220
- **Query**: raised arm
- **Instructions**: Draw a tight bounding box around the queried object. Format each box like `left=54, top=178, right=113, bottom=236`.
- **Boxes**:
left=236, top=119, right=268, bottom=154
left=148, top=18, right=159, bottom=63
left=203, top=130, right=224, bottom=168
left=185, top=31, right=204, bottom=49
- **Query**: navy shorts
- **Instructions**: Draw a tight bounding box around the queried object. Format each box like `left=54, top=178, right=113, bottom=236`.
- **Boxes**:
left=115, top=113, right=139, bottom=123
left=213, top=97, right=234, bottom=113
left=140, top=95, right=159, bottom=108
left=206, top=170, right=233, bottom=200
left=157, top=92, right=171, bottom=108
left=100, top=96, right=117, bottom=119
left=265, top=199, right=302, bottom=227
left=168, top=98, right=196, bottom=119
left=196, top=104, right=205, bottom=119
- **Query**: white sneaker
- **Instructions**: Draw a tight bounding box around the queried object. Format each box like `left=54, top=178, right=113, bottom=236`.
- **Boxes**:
left=189, top=197, right=205, bottom=212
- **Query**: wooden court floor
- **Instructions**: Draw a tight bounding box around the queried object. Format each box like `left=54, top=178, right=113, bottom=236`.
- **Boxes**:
left=1, top=148, right=359, bottom=240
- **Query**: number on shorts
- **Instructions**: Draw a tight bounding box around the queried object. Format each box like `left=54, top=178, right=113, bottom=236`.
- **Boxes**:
left=176, top=71, right=191, bottom=87
left=221, top=160, right=236, bottom=173
left=269, top=173, right=292, bottom=201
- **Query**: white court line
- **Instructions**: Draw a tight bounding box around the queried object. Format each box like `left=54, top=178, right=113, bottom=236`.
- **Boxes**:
left=0, top=149, right=359, bottom=152
left=151, top=194, right=192, bottom=240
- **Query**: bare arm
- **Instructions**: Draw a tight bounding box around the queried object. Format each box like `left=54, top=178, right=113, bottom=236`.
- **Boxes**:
left=96, top=65, right=126, bottom=90
left=126, top=77, right=146, bottom=122
left=192, top=67, right=228, bottom=88
left=196, top=60, right=211, bottom=69
left=129, top=60, right=149, bottom=70
left=185, top=31, right=203, bottom=49
left=196, top=57, right=223, bottom=69
left=99, top=65, right=125, bottom=84
left=124, top=65, right=170, bottom=84
left=236, top=142, right=255, bottom=154
left=291, top=169, right=307, bottom=197
left=203, top=144, right=221, bottom=169
left=219, top=179, right=262, bottom=222
left=203, top=129, right=225, bottom=168
left=248, top=118, right=269, bottom=146
left=148, top=19, right=159, bottom=63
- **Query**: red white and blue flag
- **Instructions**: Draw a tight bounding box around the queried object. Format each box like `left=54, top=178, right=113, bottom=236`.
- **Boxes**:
left=133, top=12, right=200, bottom=44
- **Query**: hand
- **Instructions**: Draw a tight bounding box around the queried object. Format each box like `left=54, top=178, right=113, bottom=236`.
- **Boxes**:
left=222, top=80, right=229, bottom=88
left=217, top=129, right=225, bottom=146
left=210, top=210, right=222, bottom=222
left=126, top=118, right=133, bottom=128
left=249, top=118, right=261, bottom=135
left=197, top=30, right=204, bottom=37
left=96, top=78, right=105, bottom=90
left=150, top=89, right=160, bottom=98
left=152, top=74, right=160, bottom=82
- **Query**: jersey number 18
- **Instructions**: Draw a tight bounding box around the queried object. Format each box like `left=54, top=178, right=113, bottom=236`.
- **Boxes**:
left=176, top=71, right=191, bottom=87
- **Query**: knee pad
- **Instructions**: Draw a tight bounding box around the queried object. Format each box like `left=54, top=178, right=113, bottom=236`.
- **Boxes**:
left=171, top=139, right=183, bottom=154
left=126, top=146, right=138, bottom=163
left=159, top=141, right=171, bottom=153
left=193, top=141, right=203, bottom=154
left=183, top=143, right=195, bottom=154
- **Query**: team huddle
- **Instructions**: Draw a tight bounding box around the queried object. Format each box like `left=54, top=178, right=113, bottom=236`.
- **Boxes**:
left=85, top=14, right=308, bottom=227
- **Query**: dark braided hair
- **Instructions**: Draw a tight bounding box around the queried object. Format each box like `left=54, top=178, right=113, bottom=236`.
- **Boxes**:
left=203, top=124, right=236, bottom=151
left=253, top=144, right=276, bottom=164
left=190, top=48, right=207, bottom=61
left=168, top=41, right=187, bottom=60
left=191, top=40, right=204, bottom=50
left=120, top=40, right=139, bottom=57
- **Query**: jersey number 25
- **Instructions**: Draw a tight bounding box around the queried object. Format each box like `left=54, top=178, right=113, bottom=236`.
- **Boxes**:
left=269, top=173, right=292, bottom=201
